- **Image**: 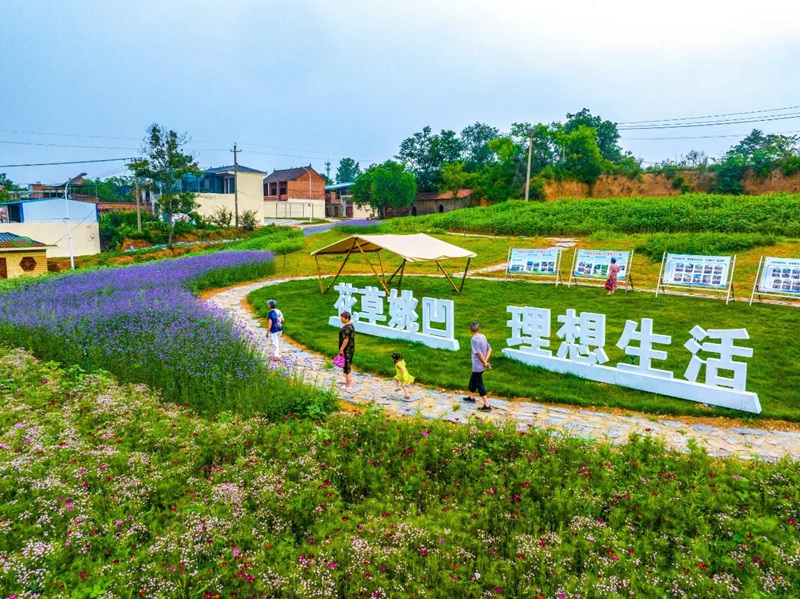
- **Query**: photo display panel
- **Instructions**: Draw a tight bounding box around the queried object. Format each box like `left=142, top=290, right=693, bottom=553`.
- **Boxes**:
left=760, top=257, right=800, bottom=294
left=508, top=248, right=560, bottom=275
left=573, top=249, right=630, bottom=279
left=664, top=254, right=731, bottom=289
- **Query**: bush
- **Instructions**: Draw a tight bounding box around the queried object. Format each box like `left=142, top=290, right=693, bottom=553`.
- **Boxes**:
left=209, top=205, right=233, bottom=227
left=240, top=208, right=259, bottom=231
left=636, top=232, right=777, bottom=261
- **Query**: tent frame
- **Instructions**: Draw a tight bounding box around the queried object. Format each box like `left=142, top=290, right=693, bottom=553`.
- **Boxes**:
left=314, top=244, right=472, bottom=294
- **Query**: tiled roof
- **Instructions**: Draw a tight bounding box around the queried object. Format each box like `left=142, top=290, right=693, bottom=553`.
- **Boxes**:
left=415, top=189, right=473, bottom=201
left=264, top=166, right=319, bottom=183
left=0, top=232, right=48, bottom=249
left=204, top=165, right=266, bottom=175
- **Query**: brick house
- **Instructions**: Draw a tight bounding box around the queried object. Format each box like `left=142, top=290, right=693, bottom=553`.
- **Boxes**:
left=263, top=166, right=326, bottom=219
left=386, top=189, right=474, bottom=218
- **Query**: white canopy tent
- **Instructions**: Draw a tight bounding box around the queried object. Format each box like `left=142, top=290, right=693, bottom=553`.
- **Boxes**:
left=310, top=233, right=477, bottom=293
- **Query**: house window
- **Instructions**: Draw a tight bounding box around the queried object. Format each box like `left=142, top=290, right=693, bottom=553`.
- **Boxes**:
left=6, top=204, right=22, bottom=223
left=20, top=256, right=37, bottom=272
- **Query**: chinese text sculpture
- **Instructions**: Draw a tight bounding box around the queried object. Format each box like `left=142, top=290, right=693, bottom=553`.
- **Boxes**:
left=503, top=306, right=760, bottom=413
left=329, top=283, right=459, bottom=351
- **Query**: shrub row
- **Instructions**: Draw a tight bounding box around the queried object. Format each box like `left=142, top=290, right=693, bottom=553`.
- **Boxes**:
left=387, top=194, right=800, bottom=237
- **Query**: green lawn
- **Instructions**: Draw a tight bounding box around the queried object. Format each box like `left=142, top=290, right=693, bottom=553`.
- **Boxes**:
left=252, top=275, right=800, bottom=421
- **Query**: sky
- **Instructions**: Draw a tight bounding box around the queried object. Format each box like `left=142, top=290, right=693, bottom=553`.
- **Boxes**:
left=1, top=0, right=799, bottom=185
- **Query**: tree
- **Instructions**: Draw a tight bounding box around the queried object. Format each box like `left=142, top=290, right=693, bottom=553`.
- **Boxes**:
left=336, top=158, right=361, bottom=183
left=137, top=124, right=199, bottom=248
left=352, top=161, right=417, bottom=219
left=564, top=108, right=625, bottom=164
left=560, top=125, right=605, bottom=185
left=459, top=122, right=500, bottom=168
left=0, top=173, right=22, bottom=202
left=727, top=129, right=799, bottom=178
left=397, top=126, right=464, bottom=192
left=439, top=161, right=474, bottom=198
left=470, top=137, right=526, bottom=203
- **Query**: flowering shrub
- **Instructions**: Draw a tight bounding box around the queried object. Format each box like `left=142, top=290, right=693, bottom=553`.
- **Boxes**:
left=0, top=252, right=334, bottom=417
left=2, top=350, right=799, bottom=597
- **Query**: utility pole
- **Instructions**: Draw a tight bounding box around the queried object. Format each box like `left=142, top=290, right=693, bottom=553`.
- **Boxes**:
left=134, top=175, right=142, bottom=233
left=524, top=129, right=534, bottom=201
left=231, top=143, right=240, bottom=227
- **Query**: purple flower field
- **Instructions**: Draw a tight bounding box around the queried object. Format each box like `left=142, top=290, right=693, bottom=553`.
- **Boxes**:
left=0, top=251, right=332, bottom=415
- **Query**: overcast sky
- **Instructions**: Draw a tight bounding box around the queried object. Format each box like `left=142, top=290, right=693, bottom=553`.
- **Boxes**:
left=1, top=0, right=799, bottom=184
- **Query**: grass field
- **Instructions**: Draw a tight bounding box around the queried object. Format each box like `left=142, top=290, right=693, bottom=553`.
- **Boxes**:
left=252, top=275, right=800, bottom=422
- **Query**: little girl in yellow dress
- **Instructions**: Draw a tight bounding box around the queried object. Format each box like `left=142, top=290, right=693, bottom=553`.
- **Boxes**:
left=392, top=352, right=414, bottom=399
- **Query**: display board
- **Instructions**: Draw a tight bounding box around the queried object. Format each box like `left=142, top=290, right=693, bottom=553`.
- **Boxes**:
left=568, top=249, right=633, bottom=290
left=655, top=253, right=737, bottom=304
left=506, top=248, right=562, bottom=284
left=750, top=256, right=800, bottom=304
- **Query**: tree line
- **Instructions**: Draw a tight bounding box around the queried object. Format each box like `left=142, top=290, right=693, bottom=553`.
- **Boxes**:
left=342, top=111, right=800, bottom=216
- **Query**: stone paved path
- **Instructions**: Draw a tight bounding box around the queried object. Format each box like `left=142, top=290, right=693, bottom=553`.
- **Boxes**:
left=207, top=278, right=800, bottom=462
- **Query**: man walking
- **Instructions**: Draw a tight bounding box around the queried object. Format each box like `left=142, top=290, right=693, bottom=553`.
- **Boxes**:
left=464, top=321, right=492, bottom=411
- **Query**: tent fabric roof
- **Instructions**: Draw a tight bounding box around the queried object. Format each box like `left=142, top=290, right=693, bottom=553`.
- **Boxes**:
left=311, top=233, right=476, bottom=263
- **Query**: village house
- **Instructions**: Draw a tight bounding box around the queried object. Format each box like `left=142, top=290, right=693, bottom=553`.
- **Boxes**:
left=181, top=165, right=267, bottom=224
left=263, top=166, right=326, bottom=219
left=0, top=197, right=100, bottom=257
left=0, top=232, right=52, bottom=279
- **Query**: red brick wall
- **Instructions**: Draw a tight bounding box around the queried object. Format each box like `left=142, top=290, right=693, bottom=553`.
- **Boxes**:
left=286, top=172, right=326, bottom=200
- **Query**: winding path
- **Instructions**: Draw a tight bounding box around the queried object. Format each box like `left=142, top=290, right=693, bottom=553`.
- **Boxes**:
left=207, top=278, right=800, bottom=462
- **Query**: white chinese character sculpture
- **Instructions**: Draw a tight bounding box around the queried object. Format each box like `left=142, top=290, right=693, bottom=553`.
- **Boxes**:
left=556, top=309, right=609, bottom=364
left=616, top=318, right=673, bottom=378
left=506, top=306, right=552, bottom=356
left=387, top=289, right=420, bottom=333
left=333, top=282, right=360, bottom=317
left=422, top=298, right=455, bottom=340
left=683, top=326, right=753, bottom=392
left=501, top=305, right=760, bottom=414
left=355, top=286, right=387, bottom=325
left=328, top=282, right=459, bottom=351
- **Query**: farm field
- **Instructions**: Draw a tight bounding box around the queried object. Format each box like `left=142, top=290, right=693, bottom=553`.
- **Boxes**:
left=2, top=349, right=800, bottom=598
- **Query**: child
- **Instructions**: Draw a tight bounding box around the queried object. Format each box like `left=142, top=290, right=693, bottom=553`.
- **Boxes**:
left=392, top=352, right=414, bottom=399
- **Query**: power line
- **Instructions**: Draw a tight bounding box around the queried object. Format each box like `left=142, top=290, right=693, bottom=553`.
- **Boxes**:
left=618, top=112, right=800, bottom=131
left=617, top=105, right=800, bottom=125
left=622, top=129, right=800, bottom=141
left=0, top=157, right=135, bottom=168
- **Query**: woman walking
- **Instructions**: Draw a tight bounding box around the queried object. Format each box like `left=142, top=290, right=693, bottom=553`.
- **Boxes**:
left=337, top=311, right=356, bottom=390
left=606, top=257, right=620, bottom=295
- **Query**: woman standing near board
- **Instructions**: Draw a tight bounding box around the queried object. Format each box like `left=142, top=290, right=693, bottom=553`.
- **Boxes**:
left=606, top=258, right=620, bottom=295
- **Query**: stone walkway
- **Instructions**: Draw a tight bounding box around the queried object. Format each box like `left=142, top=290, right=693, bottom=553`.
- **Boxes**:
left=207, top=278, right=800, bottom=462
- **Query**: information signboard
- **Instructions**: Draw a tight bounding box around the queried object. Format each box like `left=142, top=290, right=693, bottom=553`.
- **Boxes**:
left=750, top=256, right=800, bottom=304
left=655, top=253, right=737, bottom=304
left=568, top=249, right=633, bottom=290
left=506, top=248, right=562, bottom=284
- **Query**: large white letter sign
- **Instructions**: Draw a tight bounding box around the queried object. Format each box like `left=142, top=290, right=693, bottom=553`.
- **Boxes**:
left=502, top=306, right=761, bottom=413
left=328, top=282, right=459, bottom=351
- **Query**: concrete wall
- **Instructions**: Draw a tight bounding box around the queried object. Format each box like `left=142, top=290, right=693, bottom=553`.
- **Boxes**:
left=0, top=248, right=49, bottom=279
left=17, top=198, right=98, bottom=223
left=194, top=171, right=266, bottom=223
left=263, top=199, right=326, bottom=220
left=0, top=222, right=100, bottom=257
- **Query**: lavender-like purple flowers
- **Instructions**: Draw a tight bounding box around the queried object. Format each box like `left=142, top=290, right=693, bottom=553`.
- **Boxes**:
left=0, top=252, right=279, bottom=412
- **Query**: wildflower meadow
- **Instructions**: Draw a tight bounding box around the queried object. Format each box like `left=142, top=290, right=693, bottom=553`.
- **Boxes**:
left=1, top=350, right=799, bottom=598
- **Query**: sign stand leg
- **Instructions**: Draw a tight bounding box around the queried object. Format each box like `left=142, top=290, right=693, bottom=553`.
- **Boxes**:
left=726, top=255, right=737, bottom=305
left=567, top=249, right=577, bottom=287
left=655, top=252, right=666, bottom=298
left=749, top=256, right=763, bottom=306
